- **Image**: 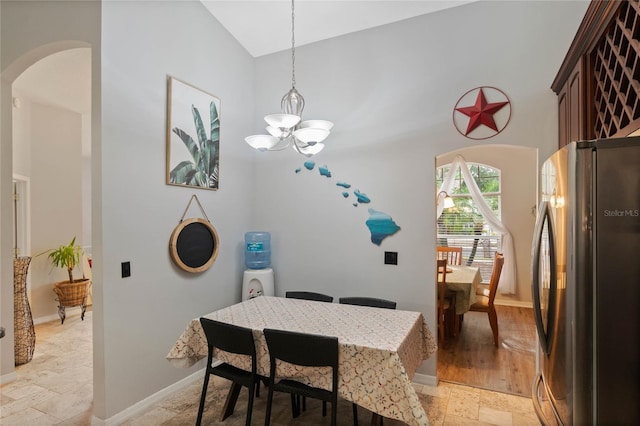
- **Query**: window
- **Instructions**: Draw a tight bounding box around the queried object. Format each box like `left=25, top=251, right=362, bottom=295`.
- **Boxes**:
left=436, top=163, right=501, bottom=281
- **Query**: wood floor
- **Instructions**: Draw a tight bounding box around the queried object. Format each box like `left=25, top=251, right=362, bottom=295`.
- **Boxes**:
left=437, top=305, right=537, bottom=397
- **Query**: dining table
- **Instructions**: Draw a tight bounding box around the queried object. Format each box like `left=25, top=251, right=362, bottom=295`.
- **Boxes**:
left=167, top=295, right=437, bottom=426
left=440, top=265, right=482, bottom=315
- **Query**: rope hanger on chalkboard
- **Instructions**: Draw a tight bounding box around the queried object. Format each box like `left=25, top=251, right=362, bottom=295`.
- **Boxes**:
left=179, top=194, right=210, bottom=223
left=169, top=194, right=219, bottom=273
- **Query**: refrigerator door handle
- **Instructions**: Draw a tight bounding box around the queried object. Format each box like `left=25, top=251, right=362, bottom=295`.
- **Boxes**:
left=532, top=374, right=546, bottom=424
left=531, top=201, right=558, bottom=355
left=533, top=373, right=565, bottom=426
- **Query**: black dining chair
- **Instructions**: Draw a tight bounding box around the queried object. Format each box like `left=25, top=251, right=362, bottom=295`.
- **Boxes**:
left=285, top=291, right=334, bottom=302
left=339, top=297, right=396, bottom=424
left=263, top=328, right=344, bottom=426
left=197, top=318, right=258, bottom=426
left=338, top=297, right=397, bottom=310
left=284, top=290, right=334, bottom=413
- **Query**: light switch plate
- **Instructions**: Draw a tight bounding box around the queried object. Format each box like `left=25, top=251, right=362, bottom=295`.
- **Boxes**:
left=384, top=251, right=398, bottom=265
left=121, top=261, right=131, bottom=278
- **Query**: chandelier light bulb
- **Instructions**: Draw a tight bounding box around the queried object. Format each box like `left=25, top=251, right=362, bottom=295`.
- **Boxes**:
left=282, top=87, right=305, bottom=117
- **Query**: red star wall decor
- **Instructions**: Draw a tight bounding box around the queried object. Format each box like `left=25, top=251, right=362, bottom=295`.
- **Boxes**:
left=452, top=86, right=511, bottom=140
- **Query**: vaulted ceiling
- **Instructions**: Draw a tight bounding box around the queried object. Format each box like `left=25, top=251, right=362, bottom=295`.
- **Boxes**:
left=10, top=1, right=475, bottom=118
left=201, top=1, right=476, bottom=57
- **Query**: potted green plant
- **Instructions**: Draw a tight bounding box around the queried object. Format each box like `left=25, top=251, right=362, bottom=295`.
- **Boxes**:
left=48, top=237, right=91, bottom=324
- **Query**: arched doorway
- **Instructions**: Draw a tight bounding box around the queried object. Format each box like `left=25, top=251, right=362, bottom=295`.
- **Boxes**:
left=1, top=40, right=91, bottom=381
left=435, top=144, right=538, bottom=396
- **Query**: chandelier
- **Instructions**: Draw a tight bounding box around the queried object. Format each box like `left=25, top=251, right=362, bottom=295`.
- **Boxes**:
left=244, top=0, right=333, bottom=157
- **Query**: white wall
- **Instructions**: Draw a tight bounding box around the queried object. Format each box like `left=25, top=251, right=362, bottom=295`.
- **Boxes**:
left=11, top=92, right=31, bottom=176
left=252, top=0, right=589, bottom=378
left=24, top=101, right=84, bottom=319
left=82, top=114, right=92, bottom=251
left=12, top=91, right=88, bottom=320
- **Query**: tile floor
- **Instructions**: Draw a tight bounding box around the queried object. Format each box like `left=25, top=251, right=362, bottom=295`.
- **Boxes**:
left=0, top=311, right=540, bottom=425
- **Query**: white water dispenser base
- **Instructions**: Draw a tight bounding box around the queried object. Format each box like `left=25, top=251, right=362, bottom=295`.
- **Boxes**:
left=242, top=268, right=274, bottom=301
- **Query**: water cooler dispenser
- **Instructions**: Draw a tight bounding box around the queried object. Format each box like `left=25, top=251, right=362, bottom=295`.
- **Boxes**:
left=242, top=232, right=274, bottom=301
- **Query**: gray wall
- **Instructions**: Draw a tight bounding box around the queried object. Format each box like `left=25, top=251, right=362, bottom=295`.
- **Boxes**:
left=1, top=0, right=590, bottom=421
left=252, top=0, right=589, bottom=377
left=1, top=0, right=256, bottom=420
left=99, top=0, right=255, bottom=419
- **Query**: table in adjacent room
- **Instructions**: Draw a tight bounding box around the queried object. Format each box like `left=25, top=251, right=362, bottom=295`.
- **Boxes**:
left=441, top=265, right=482, bottom=315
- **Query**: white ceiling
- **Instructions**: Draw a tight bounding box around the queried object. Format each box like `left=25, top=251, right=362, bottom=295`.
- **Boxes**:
left=10, top=1, right=474, bottom=116
left=201, top=0, right=477, bottom=57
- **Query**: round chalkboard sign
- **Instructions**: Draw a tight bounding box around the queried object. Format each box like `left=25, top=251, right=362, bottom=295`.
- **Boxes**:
left=169, top=218, right=219, bottom=273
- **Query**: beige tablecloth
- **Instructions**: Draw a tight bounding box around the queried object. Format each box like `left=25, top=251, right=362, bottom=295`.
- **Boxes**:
left=442, top=266, right=482, bottom=314
left=167, top=296, right=437, bottom=426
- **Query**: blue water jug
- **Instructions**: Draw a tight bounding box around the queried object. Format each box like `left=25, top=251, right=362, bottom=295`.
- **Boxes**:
left=244, top=232, right=271, bottom=269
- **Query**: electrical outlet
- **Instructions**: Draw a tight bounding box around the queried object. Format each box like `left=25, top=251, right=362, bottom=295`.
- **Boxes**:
left=384, top=251, right=398, bottom=265
left=121, top=261, right=131, bottom=278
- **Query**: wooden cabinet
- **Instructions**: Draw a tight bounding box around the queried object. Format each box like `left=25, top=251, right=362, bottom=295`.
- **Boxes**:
left=557, top=60, right=585, bottom=148
left=553, top=0, right=640, bottom=147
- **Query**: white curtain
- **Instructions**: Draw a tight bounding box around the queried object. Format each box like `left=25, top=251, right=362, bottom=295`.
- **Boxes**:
left=436, top=155, right=516, bottom=294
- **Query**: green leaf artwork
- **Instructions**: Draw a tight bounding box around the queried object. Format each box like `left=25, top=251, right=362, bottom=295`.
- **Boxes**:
left=167, top=77, right=220, bottom=190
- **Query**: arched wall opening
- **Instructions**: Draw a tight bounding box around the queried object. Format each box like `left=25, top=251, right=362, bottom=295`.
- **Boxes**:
left=1, top=39, right=98, bottom=402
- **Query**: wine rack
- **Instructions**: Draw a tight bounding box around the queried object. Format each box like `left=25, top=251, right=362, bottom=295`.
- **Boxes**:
left=592, top=0, right=640, bottom=138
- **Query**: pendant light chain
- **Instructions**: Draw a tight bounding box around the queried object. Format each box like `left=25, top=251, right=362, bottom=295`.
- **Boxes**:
left=291, top=0, right=296, bottom=89
left=243, top=0, right=332, bottom=156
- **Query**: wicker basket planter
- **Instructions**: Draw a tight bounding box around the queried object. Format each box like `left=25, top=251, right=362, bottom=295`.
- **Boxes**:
left=53, top=279, right=91, bottom=324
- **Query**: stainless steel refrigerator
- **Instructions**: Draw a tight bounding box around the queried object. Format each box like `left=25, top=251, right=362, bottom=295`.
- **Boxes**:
left=531, top=137, right=640, bottom=425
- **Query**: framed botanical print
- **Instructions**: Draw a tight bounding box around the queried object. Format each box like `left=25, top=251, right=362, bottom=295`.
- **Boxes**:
left=166, top=76, right=220, bottom=190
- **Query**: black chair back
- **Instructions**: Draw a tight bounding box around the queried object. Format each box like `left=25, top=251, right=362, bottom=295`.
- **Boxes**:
left=285, top=291, right=334, bottom=303
left=339, top=297, right=396, bottom=309
left=197, top=318, right=257, bottom=426
left=264, top=328, right=338, bottom=367
left=263, top=328, right=340, bottom=426
left=201, top=318, right=256, bottom=361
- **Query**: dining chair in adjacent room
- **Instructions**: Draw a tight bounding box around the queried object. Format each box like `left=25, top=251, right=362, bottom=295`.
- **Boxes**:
left=437, top=259, right=456, bottom=344
left=285, top=291, right=334, bottom=302
left=468, top=252, right=505, bottom=347
left=436, top=246, right=463, bottom=266
left=338, top=297, right=397, bottom=310
left=197, top=318, right=258, bottom=426
left=263, top=328, right=348, bottom=426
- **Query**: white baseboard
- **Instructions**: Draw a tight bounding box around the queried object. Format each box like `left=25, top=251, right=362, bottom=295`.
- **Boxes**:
left=412, top=372, right=437, bottom=387
left=494, top=299, right=533, bottom=308
left=91, top=369, right=204, bottom=426
left=34, top=313, right=62, bottom=325
left=33, top=305, right=92, bottom=325
left=0, top=371, right=17, bottom=385
left=33, top=306, right=85, bottom=325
